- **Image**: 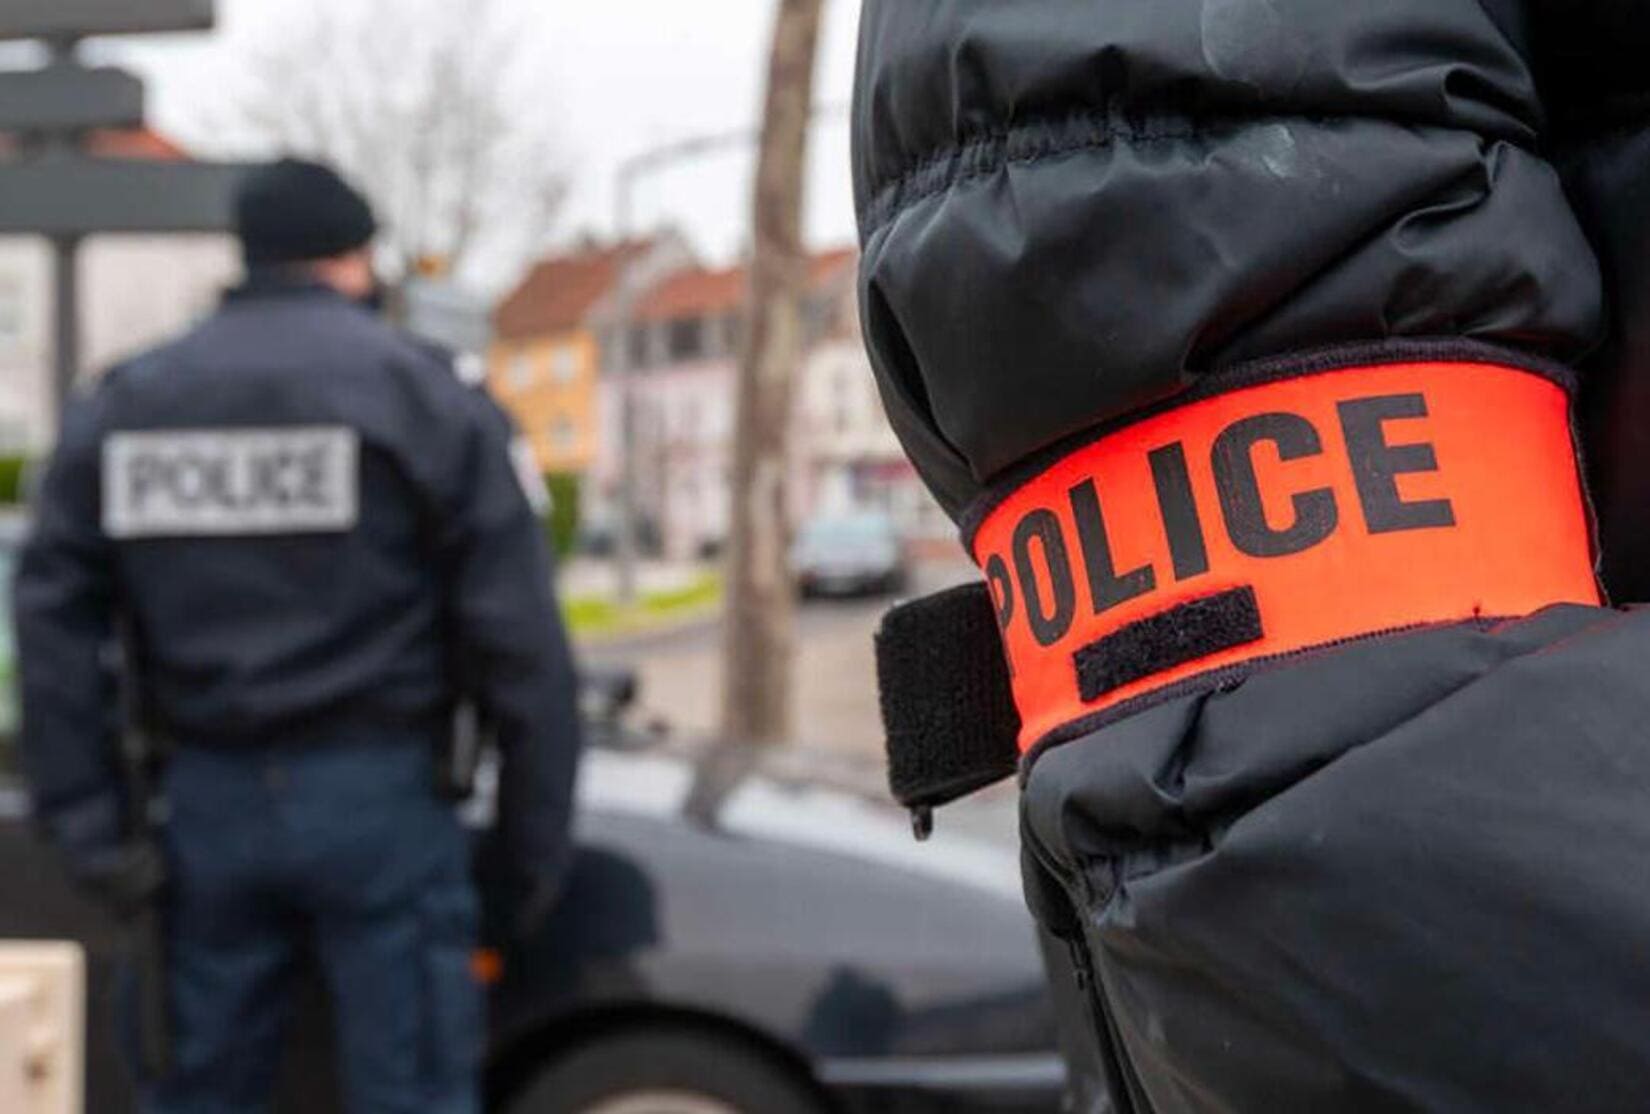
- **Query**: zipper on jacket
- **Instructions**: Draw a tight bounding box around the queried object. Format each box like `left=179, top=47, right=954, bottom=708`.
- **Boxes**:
left=1065, top=933, right=1155, bottom=1114
left=1024, top=808, right=1154, bottom=1114
left=1021, top=791, right=1162, bottom=1111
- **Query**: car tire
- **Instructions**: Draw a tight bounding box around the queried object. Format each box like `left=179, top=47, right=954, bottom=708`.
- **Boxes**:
left=502, top=1029, right=828, bottom=1114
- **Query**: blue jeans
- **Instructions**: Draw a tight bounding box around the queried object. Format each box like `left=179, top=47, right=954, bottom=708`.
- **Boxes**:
left=137, top=739, right=481, bottom=1114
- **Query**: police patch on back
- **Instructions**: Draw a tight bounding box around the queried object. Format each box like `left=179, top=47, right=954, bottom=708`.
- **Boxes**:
left=103, top=427, right=360, bottom=539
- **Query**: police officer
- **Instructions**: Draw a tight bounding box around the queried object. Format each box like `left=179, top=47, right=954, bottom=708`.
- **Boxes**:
left=13, top=158, right=582, bottom=1113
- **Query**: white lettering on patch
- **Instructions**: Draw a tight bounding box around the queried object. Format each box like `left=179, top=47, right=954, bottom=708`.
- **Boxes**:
left=103, top=427, right=360, bottom=539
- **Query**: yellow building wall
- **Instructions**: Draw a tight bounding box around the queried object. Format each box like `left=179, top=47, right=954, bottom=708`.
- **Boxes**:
left=487, top=330, right=599, bottom=474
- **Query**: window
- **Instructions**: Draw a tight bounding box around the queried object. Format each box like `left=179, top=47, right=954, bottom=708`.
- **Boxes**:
left=549, top=415, right=579, bottom=452
left=508, top=348, right=535, bottom=390
left=550, top=344, right=578, bottom=384
left=666, top=317, right=705, bottom=363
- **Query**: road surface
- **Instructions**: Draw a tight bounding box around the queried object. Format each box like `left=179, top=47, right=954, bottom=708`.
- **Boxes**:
left=577, top=559, right=1019, bottom=847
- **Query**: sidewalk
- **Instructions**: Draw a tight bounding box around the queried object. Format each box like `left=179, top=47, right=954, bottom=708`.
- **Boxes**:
left=559, top=558, right=723, bottom=642
left=560, top=556, right=714, bottom=599
left=579, top=558, right=978, bottom=763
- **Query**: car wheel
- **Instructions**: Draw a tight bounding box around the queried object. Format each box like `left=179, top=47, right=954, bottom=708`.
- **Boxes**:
left=503, top=1029, right=827, bottom=1114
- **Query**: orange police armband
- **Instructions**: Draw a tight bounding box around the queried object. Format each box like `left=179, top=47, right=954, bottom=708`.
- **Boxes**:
left=967, top=356, right=1602, bottom=754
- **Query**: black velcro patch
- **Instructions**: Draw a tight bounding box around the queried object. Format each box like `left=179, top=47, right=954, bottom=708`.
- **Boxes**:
left=875, top=582, right=1022, bottom=810
left=1074, top=587, right=1263, bottom=702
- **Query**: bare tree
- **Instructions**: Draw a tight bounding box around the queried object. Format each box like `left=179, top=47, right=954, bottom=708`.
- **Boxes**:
left=206, top=0, right=565, bottom=288
left=687, top=0, right=824, bottom=823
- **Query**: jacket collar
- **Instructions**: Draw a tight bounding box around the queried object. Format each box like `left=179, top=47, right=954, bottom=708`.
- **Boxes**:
left=224, top=269, right=352, bottom=306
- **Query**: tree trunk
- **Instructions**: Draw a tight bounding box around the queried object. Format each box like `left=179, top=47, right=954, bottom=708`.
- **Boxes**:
left=686, top=0, right=823, bottom=824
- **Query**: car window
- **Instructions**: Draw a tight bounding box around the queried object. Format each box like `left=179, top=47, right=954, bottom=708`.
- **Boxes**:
left=800, top=515, right=895, bottom=546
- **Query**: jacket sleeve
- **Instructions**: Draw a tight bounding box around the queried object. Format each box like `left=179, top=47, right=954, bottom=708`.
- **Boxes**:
left=13, top=389, right=125, bottom=860
left=1530, top=0, right=1650, bottom=602
left=853, top=0, right=1603, bottom=519
left=440, top=387, right=583, bottom=891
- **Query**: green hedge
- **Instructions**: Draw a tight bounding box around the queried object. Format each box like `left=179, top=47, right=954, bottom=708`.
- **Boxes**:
left=0, top=456, right=31, bottom=505
left=543, top=472, right=581, bottom=560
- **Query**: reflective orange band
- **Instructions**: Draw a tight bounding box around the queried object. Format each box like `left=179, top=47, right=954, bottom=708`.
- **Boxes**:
left=969, top=360, right=1601, bottom=753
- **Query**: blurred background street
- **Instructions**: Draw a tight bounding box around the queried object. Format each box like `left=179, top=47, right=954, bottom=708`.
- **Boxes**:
left=0, top=0, right=974, bottom=798
left=576, top=557, right=972, bottom=762
left=574, top=554, right=1023, bottom=846
left=0, top=3, right=1058, bottom=1112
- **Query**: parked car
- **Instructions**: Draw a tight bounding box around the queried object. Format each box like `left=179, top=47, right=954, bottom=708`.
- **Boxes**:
left=793, top=512, right=909, bottom=598
left=0, top=522, right=1063, bottom=1114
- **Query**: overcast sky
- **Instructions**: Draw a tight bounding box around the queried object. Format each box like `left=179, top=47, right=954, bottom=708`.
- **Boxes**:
left=94, top=0, right=864, bottom=285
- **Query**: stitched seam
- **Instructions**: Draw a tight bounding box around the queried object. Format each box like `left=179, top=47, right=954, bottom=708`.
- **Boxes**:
left=861, top=112, right=1196, bottom=233
left=859, top=109, right=1530, bottom=235
left=1016, top=615, right=1512, bottom=781
left=956, top=339, right=1577, bottom=552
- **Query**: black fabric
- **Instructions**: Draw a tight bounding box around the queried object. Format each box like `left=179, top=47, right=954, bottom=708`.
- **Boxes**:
left=234, top=158, right=377, bottom=266
left=852, top=3, right=1650, bottom=1112
left=853, top=1, right=1603, bottom=521
left=1022, top=605, right=1650, bottom=1113
left=14, top=281, right=582, bottom=899
left=1073, top=587, right=1262, bottom=703
left=875, top=582, right=1020, bottom=809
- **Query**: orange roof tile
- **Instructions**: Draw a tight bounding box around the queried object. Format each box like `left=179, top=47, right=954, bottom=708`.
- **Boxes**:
left=0, top=126, right=188, bottom=161
left=635, top=264, right=746, bottom=323
left=84, top=128, right=188, bottom=160
left=634, top=246, right=857, bottom=324
left=493, top=241, right=653, bottom=339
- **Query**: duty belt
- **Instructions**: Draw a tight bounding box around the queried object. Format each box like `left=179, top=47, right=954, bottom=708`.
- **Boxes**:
left=877, top=345, right=1602, bottom=830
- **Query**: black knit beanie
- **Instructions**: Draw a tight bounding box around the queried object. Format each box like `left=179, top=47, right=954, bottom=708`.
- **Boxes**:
left=234, top=158, right=378, bottom=266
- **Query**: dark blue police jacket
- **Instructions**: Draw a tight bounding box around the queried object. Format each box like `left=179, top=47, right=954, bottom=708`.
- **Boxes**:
left=13, top=277, right=582, bottom=887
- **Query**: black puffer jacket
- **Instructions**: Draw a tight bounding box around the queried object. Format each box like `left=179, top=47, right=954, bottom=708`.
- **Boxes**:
left=856, top=3, right=1650, bottom=1111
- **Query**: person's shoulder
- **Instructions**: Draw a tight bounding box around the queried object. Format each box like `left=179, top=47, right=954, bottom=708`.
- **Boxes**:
left=377, top=327, right=477, bottom=393
left=309, top=308, right=471, bottom=400
left=373, top=328, right=516, bottom=440
left=399, top=334, right=494, bottom=394
left=86, top=326, right=203, bottom=401
left=306, top=297, right=428, bottom=360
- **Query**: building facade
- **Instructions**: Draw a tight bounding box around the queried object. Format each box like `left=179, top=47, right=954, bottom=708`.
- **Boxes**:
left=0, top=130, right=239, bottom=454
left=604, top=249, right=946, bottom=559
left=491, top=238, right=950, bottom=561
left=0, top=233, right=237, bottom=455
left=794, top=258, right=952, bottom=546
left=488, top=234, right=693, bottom=477
left=604, top=261, right=746, bottom=559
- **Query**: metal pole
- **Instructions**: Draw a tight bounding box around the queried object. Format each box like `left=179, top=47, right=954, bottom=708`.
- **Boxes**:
left=51, top=232, right=80, bottom=422
left=43, top=36, right=83, bottom=427
left=612, top=170, right=639, bottom=606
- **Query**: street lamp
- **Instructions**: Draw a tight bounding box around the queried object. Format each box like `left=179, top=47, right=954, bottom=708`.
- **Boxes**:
left=609, top=127, right=754, bottom=605
left=607, top=105, right=845, bottom=604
